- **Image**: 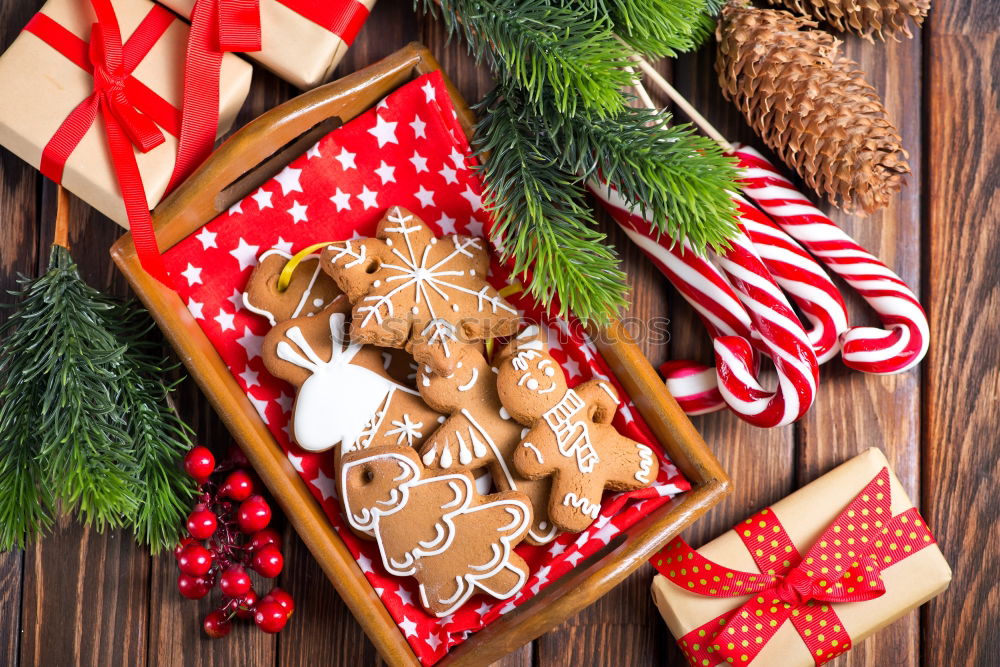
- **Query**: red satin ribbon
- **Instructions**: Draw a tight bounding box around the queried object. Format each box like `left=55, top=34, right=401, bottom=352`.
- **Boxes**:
left=651, top=468, right=937, bottom=666
left=24, top=0, right=176, bottom=285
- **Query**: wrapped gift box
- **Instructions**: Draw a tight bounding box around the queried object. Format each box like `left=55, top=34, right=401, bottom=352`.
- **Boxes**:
left=157, top=0, right=376, bottom=89
left=0, top=0, right=252, bottom=227
left=651, top=447, right=951, bottom=667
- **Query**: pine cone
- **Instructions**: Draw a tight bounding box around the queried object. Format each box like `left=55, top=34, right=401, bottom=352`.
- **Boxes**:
left=763, top=0, right=929, bottom=39
left=717, top=2, right=910, bottom=214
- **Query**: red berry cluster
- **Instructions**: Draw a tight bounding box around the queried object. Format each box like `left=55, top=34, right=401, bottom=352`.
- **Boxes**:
left=175, top=446, right=295, bottom=638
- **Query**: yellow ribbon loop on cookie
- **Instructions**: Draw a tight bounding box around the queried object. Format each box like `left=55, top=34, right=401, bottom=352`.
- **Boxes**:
left=276, top=242, right=336, bottom=292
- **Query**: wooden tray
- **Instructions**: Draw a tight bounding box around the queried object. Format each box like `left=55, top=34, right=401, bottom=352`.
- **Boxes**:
left=110, top=43, right=730, bottom=666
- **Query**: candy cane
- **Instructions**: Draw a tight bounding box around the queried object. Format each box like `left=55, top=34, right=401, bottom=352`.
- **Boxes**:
left=736, top=195, right=849, bottom=364
left=735, top=145, right=929, bottom=374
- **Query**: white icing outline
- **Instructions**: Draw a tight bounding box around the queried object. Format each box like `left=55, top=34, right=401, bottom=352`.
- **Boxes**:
left=521, top=442, right=544, bottom=465
left=635, top=444, right=655, bottom=484
left=243, top=248, right=326, bottom=326
left=562, top=492, right=600, bottom=519
left=542, top=389, right=600, bottom=474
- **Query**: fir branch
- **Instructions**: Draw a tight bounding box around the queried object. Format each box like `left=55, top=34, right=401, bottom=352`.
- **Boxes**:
left=584, top=0, right=722, bottom=57
left=0, top=409, right=53, bottom=550
left=476, top=89, right=629, bottom=320
left=116, top=307, right=195, bottom=553
left=416, top=0, right=635, bottom=116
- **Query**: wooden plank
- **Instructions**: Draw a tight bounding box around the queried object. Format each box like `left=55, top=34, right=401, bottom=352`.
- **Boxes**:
left=922, top=3, right=999, bottom=666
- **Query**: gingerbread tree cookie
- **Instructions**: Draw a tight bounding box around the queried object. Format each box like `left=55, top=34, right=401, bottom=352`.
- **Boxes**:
left=320, top=206, right=520, bottom=376
left=341, top=446, right=532, bottom=617
left=495, top=326, right=657, bottom=532
left=417, top=345, right=559, bottom=545
left=261, top=297, right=440, bottom=453
left=243, top=248, right=341, bottom=326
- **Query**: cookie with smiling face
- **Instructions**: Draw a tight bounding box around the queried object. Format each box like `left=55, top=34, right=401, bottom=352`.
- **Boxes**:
left=494, top=326, right=657, bottom=533
left=416, top=345, right=559, bottom=545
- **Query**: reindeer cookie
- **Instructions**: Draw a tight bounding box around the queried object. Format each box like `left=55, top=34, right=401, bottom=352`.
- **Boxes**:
left=416, top=345, right=559, bottom=545
left=243, top=248, right=341, bottom=326
left=495, top=326, right=657, bottom=533
left=320, top=206, right=520, bottom=376
left=261, top=298, right=440, bottom=453
left=341, top=446, right=532, bottom=616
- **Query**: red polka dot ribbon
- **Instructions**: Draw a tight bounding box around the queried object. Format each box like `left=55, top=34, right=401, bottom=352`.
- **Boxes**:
left=651, top=468, right=937, bottom=666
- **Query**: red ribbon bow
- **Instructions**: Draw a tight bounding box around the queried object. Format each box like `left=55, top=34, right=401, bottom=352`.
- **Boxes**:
left=26, top=0, right=176, bottom=285
left=651, top=468, right=936, bottom=666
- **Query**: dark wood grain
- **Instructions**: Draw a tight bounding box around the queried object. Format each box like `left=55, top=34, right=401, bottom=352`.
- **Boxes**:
left=0, top=0, right=996, bottom=666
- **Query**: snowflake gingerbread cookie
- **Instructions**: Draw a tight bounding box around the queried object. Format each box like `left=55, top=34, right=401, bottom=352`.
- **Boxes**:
left=416, top=345, right=559, bottom=545
left=260, top=297, right=440, bottom=453
left=320, top=206, right=520, bottom=376
left=495, top=326, right=657, bottom=533
left=341, top=446, right=532, bottom=617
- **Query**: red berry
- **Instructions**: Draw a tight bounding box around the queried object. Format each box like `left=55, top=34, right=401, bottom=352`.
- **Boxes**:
left=174, top=536, right=197, bottom=560
left=202, top=610, right=232, bottom=638
left=237, top=495, right=271, bottom=533
left=254, top=600, right=288, bottom=633
left=219, top=469, right=255, bottom=502
left=177, top=573, right=212, bottom=600
left=251, top=545, right=284, bottom=578
left=186, top=508, right=217, bottom=540
left=234, top=589, right=258, bottom=621
left=177, top=544, right=214, bottom=577
left=248, top=528, right=282, bottom=554
left=262, top=587, right=295, bottom=618
left=183, top=446, right=216, bottom=483
left=219, top=566, right=252, bottom=597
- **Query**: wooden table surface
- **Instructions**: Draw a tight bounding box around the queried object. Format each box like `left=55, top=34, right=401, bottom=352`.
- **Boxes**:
left=1, top=1, right=996, bottom=665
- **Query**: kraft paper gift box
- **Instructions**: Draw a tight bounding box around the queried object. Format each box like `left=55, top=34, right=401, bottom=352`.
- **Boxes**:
left=0, top=0, right=252, bottom=228
left=156, top=0, right=377, bottom=89
left=651, top=448, right=951, bottom=667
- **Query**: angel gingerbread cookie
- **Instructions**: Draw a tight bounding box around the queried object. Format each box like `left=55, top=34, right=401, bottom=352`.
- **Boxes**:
left=416, top=345, right=559, bottom=545
left=341, top=446, right=532, bottom=616
left=243, top=248, right=341, bottom=326
left=261, top=297, right=440, bottom=453
left=495, top=326, right=657, bottom=533
left=320, top=206, right=520, bottom=376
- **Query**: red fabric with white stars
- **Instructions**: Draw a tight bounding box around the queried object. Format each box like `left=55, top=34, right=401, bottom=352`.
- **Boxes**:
left=161, top=72, right=690, bottom=664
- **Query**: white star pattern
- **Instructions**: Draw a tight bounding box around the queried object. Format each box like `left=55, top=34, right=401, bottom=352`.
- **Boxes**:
left=274, top=166, right=303, bottom=195
left=180, top=263, right=203, bottom=286
left=435, top=212, right=456, bottom=234
left=374, top=160, right=396, bottom=184
left=396, top=585, right=414, bottom=607
left=306, top=142, right=322, bottom=159
left=274, top=237, right=294, bottom=254
left=475, top=602, right=492, bottom=616
left=356, top=552, right=373, bottom=574
left=228, top=200, right=243, bottom=216
left=409, top=114, right=426, bottom=139
left=409, top=151, right=428, bottom=173
left=356, top=185, right=379, bottom=209
left=563, top=357, right=581, bottom=379
left=465, top=217, right=483, bottom=238
left=287, top=200, right=309, bottom=223
left=460, top=184, right=483, bottom=212
left=330, top=187, right=352, bottom=211
left=449, top=147, right=467, bottom=170
left=230, top=238, right=260, bottom=271
left=548, top=541, right=567, bottom=558
left=248, top=393, right=269, bottom=423
left=187, top=298, right=204, bottom=319
left=252, top=187, right=273, bottom=210
left=438, top=164, right=457, bottom=184
left=499, top=602, right=517, bottom=615
left=565, top=551, right=585, bottom=566
left=195, top=227, right=217, bottom=250
left=591, top=516, right=619, bottom=546
left=239, top=365, right=260, bottom=388
left=311, top=468, right=337, bottom=501
left=368, top=115, right=398, bottom=148
left=214, top=309, right=235, bottom=332
left=399, top=616, right=418, bottom=638
left=335, top=147, right=357, bottom=170
left=414, top=185, right=435, bottom=208
left=227, top=288, right=245, bottom=312
left=421, top=80, right=436, bottom=103
left=287, top=451, right=304, bottom=472
left=425, top=634, right=442, bottom=651
left=236, top=326, right=264, bottom=359
left=276, top=392, right=294, bottom=413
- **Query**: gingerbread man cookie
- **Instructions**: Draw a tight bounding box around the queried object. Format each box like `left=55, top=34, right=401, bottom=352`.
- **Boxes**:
left=261, top=298, right=440, bottom=453
left=416, top=345, right=559, bottom=545
left=243, top=248, right=341, bottom=326
left=341, top=446, right=532, bottom=617
left=320, top=206, right=520, bottom=376
left=495, top=326, right=657, bottom=533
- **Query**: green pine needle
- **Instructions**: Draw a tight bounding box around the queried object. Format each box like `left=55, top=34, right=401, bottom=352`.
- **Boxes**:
left=591, top=0, right=722, bottom=57
left=417, top=0, right=636, bottom=117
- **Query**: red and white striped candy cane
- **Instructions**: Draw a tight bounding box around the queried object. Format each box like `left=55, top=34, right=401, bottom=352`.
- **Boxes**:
left=736, top=195, right=849, bottom=364
left=734, top=145, right=929, bottom=374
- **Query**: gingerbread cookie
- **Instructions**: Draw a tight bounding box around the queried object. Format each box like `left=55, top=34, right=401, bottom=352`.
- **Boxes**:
left=416, top=345, right=559, bottom=545
left=261, top=298, right=440, bottom=453
left=243, top=248, right=341, bottom=325
left=341, top=446, right=532, bottom=616
left=495, top=326, right=657, bottom=533
left=320, top=206, right=520, bottom=376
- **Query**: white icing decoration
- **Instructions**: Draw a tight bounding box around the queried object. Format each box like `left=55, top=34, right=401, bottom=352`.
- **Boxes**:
left=385, top=414, right=424, bottom=446
left=313, top=298, right=324, bottom=307
left=440, top=445, right=453, bottom=468
left=341, top=450, right=530, bottom=617
left=437, top=415, right=446, bottom=423
left=562, top=492, right=600, bottom=519
left=422, top=445, right=437, bottom=467
left=422, top=375, right=431, bottom=387
left=451, top=304, right=460, bottom=312
left=499, top=406, right=511, bottom=421
left=373, top=280, right=382, bottom=287
left=634, top=444, right=655, bottom=484
left=457, top=367, right=479, bottom=392
left=242, top=248, right=326, bottom=326
left=521, top=442, right=545, bottom=465
left=543, top=389, right=600, bottom=474
left=597, top=382, right=618, bottom=403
